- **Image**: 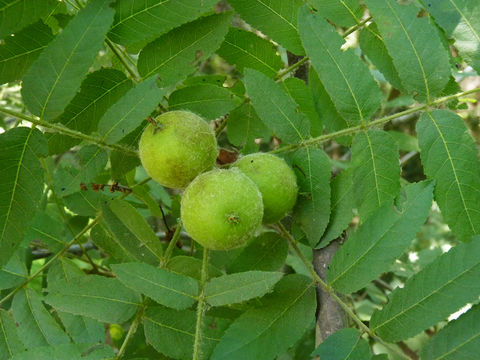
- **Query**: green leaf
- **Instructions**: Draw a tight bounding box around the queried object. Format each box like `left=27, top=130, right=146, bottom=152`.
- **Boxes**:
left=112, top=262, right=198, bottom=310
left=0, top=128, right=47, bottom=267
left=57, top=312, right=105, bottom=345
left=21, top=0, right=115, bottom=120
left=211, top=274, right=315, bottom=360
left=23, top=212, right=66, bottom=252
left=226, top=101, right=270, bottom=154
left=227, top=0, right=304, bottom=55
left=0, top=21, right=54, bottom=84
left=244, top=68, right=310, bottom=144
left=298, top=6, right=382, bottom=126
left=417, top=110, right=480, bottom=241
left=168, top=84, right=242, bottom=120
left=0, top=0, right=57, bottom=38
left=370, top=237, right=480, bottom=342
left=54, top=145, right=108, bottom=197
left=387, top=130, right=419, bottom=152
left=101, top=199, right=163, bottom=265
left=47, top=258, right=85, bottom=289
left=0, top=252, right=27, bottom=291
left=282, top=77, right=322, bottom=137
left=364, top=0, right=451, bottom=102
left=108, top=0, right=218, bottom=48
left=143, top=306, right=231, bottom=360
left=216, top=28, right=283, bottom=78
left=137, top=12, right=233, bottom=85
left=351, top=130, right=401, bottom=221
left=98, top=76, right=165, bottom=144
left=0, top=309, right=24, bottom=360
left=167, top=256, right=223, bottom=281
left=359, top=23, right=404, bottom=90
left=48, top=68, right=134, bottom=154
left=45, top=275, right=141, bottom=324
left=12, top=288, right=70, bottom=349
left=319, top=168, right=354, bottom=248
left=90, top=222, right=135, bottom=263
left=290, top=148, right=331, bottom=246
left=427, top=0, right=480, bottom=73
left=327, top=181, right=434, bottom=294
left=421, top=304, right=480, bottom=360
left=10, top=343, right=114, bottom=360
left=311, top=328, right=371, bottom=359
left=228, top=232, right=288, bottom=273
left=308, top=68, right=348, bottom=140
left=310, top=0, right=363, bottom=27
left=205, top=271, right=283, bottom=307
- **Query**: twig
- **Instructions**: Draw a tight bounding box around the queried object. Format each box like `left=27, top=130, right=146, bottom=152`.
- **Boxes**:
left=274, top=15, right=372, bottom=81
left=0, top=216, right=101, bottom=308
left=275, top=223, right=411, bottom=360
left=192, top=247, right=209, bottom=360
left=269, top=87, right=480, bottom=154
left=0, top=107, right=138, bottom=157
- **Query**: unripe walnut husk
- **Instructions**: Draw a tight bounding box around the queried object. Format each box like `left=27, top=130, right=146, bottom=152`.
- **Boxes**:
left=181, top=168, right=264, bottom=250
left=234, top=153, right=298, bottom=223
left=139, top=111, right=218, bottom=189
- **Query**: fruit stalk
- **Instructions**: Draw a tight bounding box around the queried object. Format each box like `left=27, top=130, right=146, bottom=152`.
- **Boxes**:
left=192, top=247, right=210, bottom=360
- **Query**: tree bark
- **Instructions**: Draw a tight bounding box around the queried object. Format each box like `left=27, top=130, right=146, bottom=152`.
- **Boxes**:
left=313, top=239, right=349, bottom=346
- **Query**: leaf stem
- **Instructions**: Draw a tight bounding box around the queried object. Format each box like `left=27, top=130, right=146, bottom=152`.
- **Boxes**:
left=161, top=220, right=183, bottom=267
left=105, top=38, right=140, bottom=82
left=270, top=87, right=480, bottom=154
left=192, top=247, right=209, bottom=360
left=0, top=215, right=101, bottom=308
left=0, top=107, right=138, bottom=157
left=275, top=223, right=411, bottom=360
left=116, top=302, right=145, bottom=359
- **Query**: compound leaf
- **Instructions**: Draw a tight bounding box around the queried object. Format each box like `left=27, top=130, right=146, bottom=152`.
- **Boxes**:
left=0, top=21, right=54, bottom=85
left=21, top=0, right=115, bottom=120
left=0, top=309, right=24, bottom=359
left=420, top=304, right=480, bottom=360
left=290, top=148, right=331, bottom=246
left=311, top=328, right=372, bottom=359
left=327, top=181, right=434, bottom=294
left=205, top=271, right=283, bottom=307
left=370, top=237, right=480, bottom=341
left=216, top=27, right=283, bottom=78
left=112, top=262, right=198, bottom=310
left=364, top=0, right=451, bottom=102
left=108, top=0, right=218, bottom=48
left=138, top=12, right=232, bottom=86
left=227, top=0, right=304, bottom=55
left=0, top=128, right=47, bottom=267
left=426, top=0, right=480, bottom=74
left=12, top=289, right=69, bottom=349
left=244, top=68, right=310, bottom=144
left=45, top=275, right=141, bottom=324
left=211, top=275, right=316, bottom=360
left=101, top=199, right=163, bottom=265
left=298, top=6, right=382, bottom=126
left=351, top=130, right=401, bottom=221
left=97, top=76, right=165, bottom=144
left=417, top=110, right=480, bottom=241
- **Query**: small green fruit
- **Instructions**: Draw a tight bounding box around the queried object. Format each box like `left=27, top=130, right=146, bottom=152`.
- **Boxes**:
left=234, top=153, right=298, bottom=223
left=139, top=111, right=218, bottom=189
left=181, top=168, right=263, bottom=250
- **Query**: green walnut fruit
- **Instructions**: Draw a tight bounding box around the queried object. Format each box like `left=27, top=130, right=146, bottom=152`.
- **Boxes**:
left=181, top=168, right=264, bottom=250
left=139, top=111, right=218, bottom=189
left=234, top=153, right=298, bottom=224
